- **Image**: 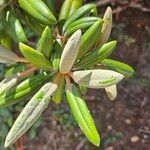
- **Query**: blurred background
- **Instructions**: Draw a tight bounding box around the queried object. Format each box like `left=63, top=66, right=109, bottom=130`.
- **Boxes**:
left=0, top=0, right=150, bottom=149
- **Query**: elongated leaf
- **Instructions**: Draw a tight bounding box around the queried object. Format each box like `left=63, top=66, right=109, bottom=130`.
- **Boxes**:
left=59, top=30, right=81, bottom=74
left=0, top=73, right=54, bottom=108
left=67, top=17, right=100, bottom=29
left=25, top=15, right=45, bottom=36
left=0, top=74, right=19, bottom=96
left=5, top=11, right=28, bottom=43
left=69, top=0, right=83, bottom=16
left=52, top=39, right=63, bottom=71
left=96, top=7, right=112, bottom=47
left=53, top=76, right=65, bottom=104
left=42, top=0, right=56, bottom=16
left=63, top=3, right=96, bottom=34
left=18, top=0, right=57, bottom=25
left=5, top=83, right=57, bottom=147
left=105, top=85, right=117, bottom=101
left=19, top=43, right=52, bottom=70
left=66, top=84, right=100, bottom=146
left=101, top=59, right=135, bottom=77
left=64, top=22, right=94, bottom=37
left=59, top=0, right=73, bottom=21
left=77, top=19, right=103, bottom=59
left=0, top=45, right=18, bottom=64
left=37, top=26, right=53, bottom=58
left=72, top=69, right=124, bottom=88
left=75, top=41, right=117, bottom=69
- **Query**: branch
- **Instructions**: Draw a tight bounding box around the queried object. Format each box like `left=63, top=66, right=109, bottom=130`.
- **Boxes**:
left=95, top=0, right=118, bottom=7
left=129, top=1, right=150, bottom=12
left=95, top=0, right=150, bottom=13
left=138, top=129, right=150, bottom=135
left=19, top=67, right=38, bottom=78
left=15, top=57, right=29, bottom=63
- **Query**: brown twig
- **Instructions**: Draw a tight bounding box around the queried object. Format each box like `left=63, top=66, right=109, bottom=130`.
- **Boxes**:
left=68, top=71, right=73, bottom=78
left=95, top=0, right=117, bottom=7
left=129, top=1, right=150, bottom=12
left=14, top=135, right=24, bottom=150
left=138, top=129, right=150, bottom=135
left=15, top=57, right=29, bottom=63
left=25, top=63, right=35, bottom=69
left=75, top=139, right=86, bottom=150
left=95, top=0, right=150, bottom=14
left=53, top=72, right=62, bottom=84
left=113, top=1, right=150, bottom=14
left=112, top=6, right=128, bottom=14
left=18, top=67, right=38, bottom=78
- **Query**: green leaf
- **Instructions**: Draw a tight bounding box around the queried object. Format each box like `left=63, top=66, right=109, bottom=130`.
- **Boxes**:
left=19, top=43, right=52, bottom=70
left=64, top=22, right=95, bottom=37
left=63, top=3, right=96, bottom=34
left=53, top=76, right=65, bottom=104
left=59, top=0, right=83, bottom=21
left=67, top=17, right=100, bottom=29
left=0, top=45, right=18, bottom=64
left=37, top=26, right=53, bottom=58
left=96, top=7, right=112, bottom=47
left=69, top=0, right=83, bottom=16
left=72, top=69, right=124, bottom=88
left=5, top=11, right=28, bottom=43
left=25, top=15, right=45, bottom=36
left=101, top=59, right=135, bottom=77
left=18, top=0, right=57, bottom=25
left=4, top=83, right=57, bottom=147
left=42, top=0, right=56, bottom=16
left=0, top=73, right=54, bottom=108
left=75, top=41, right=117, bottom=69
left=59, top=0, right=73, bottom=21
left=77, top=19, right=104, bottom=59
left=59, top=30, right=81, bottom=74
left=52, top=39, right=63, bottom=71
left=0, top=74, right=19, bottom=96
left=66, top=84, right=100, bottom=146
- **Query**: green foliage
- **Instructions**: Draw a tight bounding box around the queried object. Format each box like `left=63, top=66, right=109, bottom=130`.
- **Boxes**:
left=0, top=104, right=44, bottom=150
left=0, top=64, right=44, bottom=149
left=0, top=0, right=134, bottom=148
left=66, top=84, right=100, bottom=146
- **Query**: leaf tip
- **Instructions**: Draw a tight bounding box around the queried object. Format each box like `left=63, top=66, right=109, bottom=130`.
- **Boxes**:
left=93, top=134, right=101, bottom=147
left=119, top=73, right=124, bottom=81
left=4, top=138, right=10, bottom=148
left=19, top=42, right=25, bottom=51
left=76, top=29, right=82, bottom=37
left=111, top=40, right=117, bottom=46
left=107, top=6, right=112, bottom=12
